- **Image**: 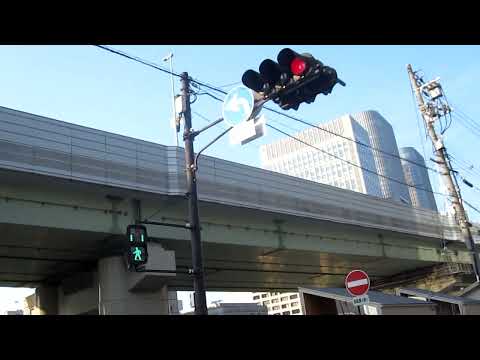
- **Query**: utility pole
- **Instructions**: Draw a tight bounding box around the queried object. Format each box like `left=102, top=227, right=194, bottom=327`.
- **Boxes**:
left=407, top=64, right=480, bottom=282
left=180, top=72, right=209, bottom=315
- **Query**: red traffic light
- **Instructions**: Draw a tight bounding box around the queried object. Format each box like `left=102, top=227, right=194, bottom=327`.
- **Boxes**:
left=290, top=57, right=307, bottom=76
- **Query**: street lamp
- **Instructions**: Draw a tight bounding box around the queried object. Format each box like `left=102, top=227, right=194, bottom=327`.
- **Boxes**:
left=162, top=51, right=178, bottom=146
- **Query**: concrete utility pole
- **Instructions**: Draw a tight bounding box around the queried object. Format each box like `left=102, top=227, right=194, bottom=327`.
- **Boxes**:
left=180, top=72, right=209, bottom=315
left=407, top=64, right=480, bottom=282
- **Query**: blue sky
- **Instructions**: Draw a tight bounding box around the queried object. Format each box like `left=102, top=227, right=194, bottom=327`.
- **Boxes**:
left=0, top=45, right=479, bottom=313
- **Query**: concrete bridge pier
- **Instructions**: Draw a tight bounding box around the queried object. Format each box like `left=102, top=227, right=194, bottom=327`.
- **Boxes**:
left=31, top=244, right=177, bottom=315
left=34, top=286, right=58, bottom=315
left=98, top=255, right=172, bottom=315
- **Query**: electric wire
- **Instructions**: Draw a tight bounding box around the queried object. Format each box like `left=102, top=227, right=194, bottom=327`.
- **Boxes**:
left=200, top=89, right=441, bottom=176
left=200, top=88, right=447, bottom=198
left=95, top=45, right=183, bottom=78
left=464, top=199, right=480, bottom=215
left=265, top=122, right=447, bottom=197
left=96, top=45, right=447, bottom=178
left=450, top=154, right=480, bottom=179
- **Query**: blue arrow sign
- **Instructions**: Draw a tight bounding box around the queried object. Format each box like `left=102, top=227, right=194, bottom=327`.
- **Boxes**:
left=222, top=86, right=255, bottom=127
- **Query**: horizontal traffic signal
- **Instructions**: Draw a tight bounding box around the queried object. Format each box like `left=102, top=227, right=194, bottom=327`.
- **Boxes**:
left=241, top=48, right=343, bottom=111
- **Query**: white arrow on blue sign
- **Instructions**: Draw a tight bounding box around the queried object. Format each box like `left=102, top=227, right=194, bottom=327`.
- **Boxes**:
left=222, top=86, right=255, bottom=127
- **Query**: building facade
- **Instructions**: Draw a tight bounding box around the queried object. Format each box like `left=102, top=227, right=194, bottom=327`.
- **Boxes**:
left=253, top=292, right=303, bottom=315
left=350, top=111, right=411, bottom=204
left=184, top=302, right=267, bottom=315
left=399, top=147, right=438, bottom=211
left=260, top=113, right=382, bottom=197
left=260, top=110, right=410, bottom=204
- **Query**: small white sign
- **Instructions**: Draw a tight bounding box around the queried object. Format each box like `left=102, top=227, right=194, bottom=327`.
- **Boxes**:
left=229, top=115, right=266, bottom=145
left=352, top=295, right=369, bottom=307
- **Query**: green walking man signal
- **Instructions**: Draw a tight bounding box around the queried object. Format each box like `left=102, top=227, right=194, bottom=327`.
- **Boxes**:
left=125, top=224, right=148, bottom=270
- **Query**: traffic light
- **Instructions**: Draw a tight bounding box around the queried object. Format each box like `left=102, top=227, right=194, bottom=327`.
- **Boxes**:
left=125, top=224, right=148, bottom=270
left=241, top=48, right=343, bottom=111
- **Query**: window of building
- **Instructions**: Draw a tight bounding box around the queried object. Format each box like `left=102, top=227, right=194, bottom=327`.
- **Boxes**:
left=291, top=301, right=299, bottom=307
left=263, top=301, right=270, bottom=306
left=292, top=309, right=301, bottom=314
left=272, top=299, right=279, bottom=303
left=289, top=294, right=298, bottom=299
left=281, top=296, right=288, bottom=302
left=272, top=306, right=280, bottom=311
left=282, top=311, right=290, bottom=315
left=281, top=304, right=288, bottom=309
left=253, top=295, right=260, bottom=300
left=261, top=294, right=267, bottom=298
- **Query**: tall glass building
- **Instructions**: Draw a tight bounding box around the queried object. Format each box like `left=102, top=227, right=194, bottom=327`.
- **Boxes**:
left=350, top=110, right=411, bottom=204
left=260, top=110, right=411, bottom=204
left=399, top=147, right=438, bottom=211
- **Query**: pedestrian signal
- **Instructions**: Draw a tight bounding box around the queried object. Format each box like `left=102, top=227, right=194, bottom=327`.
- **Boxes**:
left=125, top=224, right=148, bottom=270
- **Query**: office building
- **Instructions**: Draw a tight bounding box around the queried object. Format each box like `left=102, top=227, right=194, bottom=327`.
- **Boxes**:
left=350, top=111, right=411, bottom=203
left=184, top=302, right=267, bottom=315
left=260, top=110, right=411, bottom=204
left=399, top=147, right=438, bottom=211
left=253, top=292, right=303, bottom=315
left=260, top=113, right=382, bottom=197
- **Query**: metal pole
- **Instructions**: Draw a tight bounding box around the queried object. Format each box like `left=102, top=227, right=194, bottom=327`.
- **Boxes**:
left=180, top=72, right=209, bottom=315
left=407, top=64, right=480, bottom=282
left=163, top=52, right=178, bottom=147
left=169, top=55, right=179, bottom=147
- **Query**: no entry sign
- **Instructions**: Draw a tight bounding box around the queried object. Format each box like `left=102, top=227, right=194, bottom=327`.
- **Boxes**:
left=345, top=270, right=370, bottom=297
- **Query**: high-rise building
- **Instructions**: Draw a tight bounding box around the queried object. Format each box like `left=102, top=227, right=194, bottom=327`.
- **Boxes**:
left=349, top=111, right=411, bottom=204
left=260, top=110, right=410, bottom=204
left=260, top=113, right=382, bottom=197
left=399, top=147, right=438, bottom=211
left=253, top=292, right=303, bottom=315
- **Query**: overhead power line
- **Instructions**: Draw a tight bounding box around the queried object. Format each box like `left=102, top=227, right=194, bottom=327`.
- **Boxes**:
left=464, top=200, right=480, bottom=216
left=94, top=45, right=182, bottom=78
left=94, top=45, right=231, bottom=97
left=95, top=45, right=439, bottom=176
left=200, top=90, right=440, bottom=175
left=266, top=122, right=447, bottom=198
left=450, top=154, right=480, bottom=179
left=191, top=107, right=446, bottom=199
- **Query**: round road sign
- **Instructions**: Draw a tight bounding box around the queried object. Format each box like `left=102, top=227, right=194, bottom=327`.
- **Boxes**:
left=222, top=86, right=255, bottom=127
left=345, top=270, right=370, bottom=297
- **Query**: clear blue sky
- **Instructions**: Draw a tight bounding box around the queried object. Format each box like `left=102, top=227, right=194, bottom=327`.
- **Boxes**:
left=0, top=45, right=479, bottom=313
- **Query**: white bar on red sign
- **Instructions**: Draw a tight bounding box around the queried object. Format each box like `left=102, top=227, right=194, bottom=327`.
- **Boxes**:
left=347, top=279, right=369, bottom=288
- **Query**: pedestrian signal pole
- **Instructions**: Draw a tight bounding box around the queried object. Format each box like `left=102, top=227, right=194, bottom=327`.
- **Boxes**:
left=180, top=72, right=209, bottom=315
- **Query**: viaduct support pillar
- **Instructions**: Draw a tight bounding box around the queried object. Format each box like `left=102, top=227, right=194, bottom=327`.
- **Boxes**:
left=98, top=255, right=171, bottom=315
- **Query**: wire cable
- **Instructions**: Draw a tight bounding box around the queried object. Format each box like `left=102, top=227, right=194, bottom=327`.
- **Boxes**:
left=199, top=88, right=441, bottom=175
left=94, top=45, right=232, bottom=98
left=95, top=45, right=444, bottom=178
left=464, top=199, right=480, bottom=215
left=94, top=45, right=182, bottom=78
left=216, top=81, right=242, bottom=88
left=266, top=122, right=447, bottom=197
left=450, top=154, right=480, bottom=179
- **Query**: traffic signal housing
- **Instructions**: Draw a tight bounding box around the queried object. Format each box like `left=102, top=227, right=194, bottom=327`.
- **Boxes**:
left=125, top=224, right=148, bottom=270
left=241, top=48, right=343, bottom=111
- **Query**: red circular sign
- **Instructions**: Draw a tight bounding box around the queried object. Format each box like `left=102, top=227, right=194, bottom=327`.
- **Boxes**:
left=345, top=270, right=370, bottom=296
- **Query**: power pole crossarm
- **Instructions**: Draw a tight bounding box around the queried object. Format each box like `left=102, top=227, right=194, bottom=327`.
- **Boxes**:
left=407, top=64, right=480, bottom=282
